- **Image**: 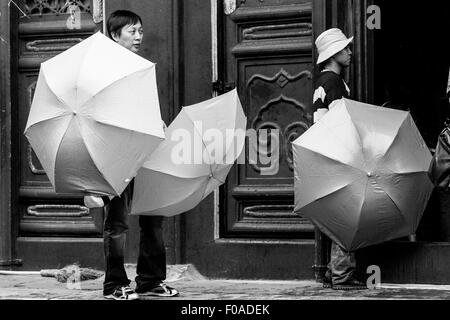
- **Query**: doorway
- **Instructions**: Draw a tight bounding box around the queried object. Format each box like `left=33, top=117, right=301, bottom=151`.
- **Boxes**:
left=373, top=1, right=450, bottom=241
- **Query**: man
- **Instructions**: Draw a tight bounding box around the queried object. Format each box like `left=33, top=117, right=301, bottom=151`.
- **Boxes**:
left=312, top=28, right=367, bottom=290
left=84, top=10, right=178, bottom=300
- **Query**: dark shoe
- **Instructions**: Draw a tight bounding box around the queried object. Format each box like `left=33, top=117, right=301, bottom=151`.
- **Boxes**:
left=323, top=274, right=332, bottom=289
left=104, top=286, right=139, bottom=300
left=136, top=282, right=179, bottom=297
left=332, top=278, right=367, bottom=291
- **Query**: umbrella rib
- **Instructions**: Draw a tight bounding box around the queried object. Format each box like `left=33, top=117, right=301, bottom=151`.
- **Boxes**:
left=320, top=115, right=365, bottom=166
left=41, top=70, right=73, bottom=112
left=375, top=173, right=415, bottom=222
left=297, top=176, right=367, bottom=250
left=26, top=72, right=73, bottom=130
left=378, top=116, right=411, bottom=166
left=298, top=146, right=365, bottom=175
left=80, top=119, right=163, bottom=139
left=299, top=175, right=367, bottom=210
left=184, top=111, right=215, bottom=177
left=199, top=179, right=210, bottom=202
left=26, top=113, right=71, bottom=133
left=75, top=117, right=121, bottom=195
left=78, top=66, right=154, bottom=112
left=379, top=118, right=416, bottom=170
left=351, top=179, right=408, bottom=249
left=350, top=177, right=371, bottom=246
left=210, top=175, right=225, bottom=185
left=75, top=35, right=152, bottom=106
left=53, top=117, right=75, bottom=188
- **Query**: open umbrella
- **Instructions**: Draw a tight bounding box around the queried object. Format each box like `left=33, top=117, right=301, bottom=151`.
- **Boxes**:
left=24, top=32, right=165, bottom=196
left=131, top=89, right=246, bottom=216
left=292, top=98, right=434, bottom=251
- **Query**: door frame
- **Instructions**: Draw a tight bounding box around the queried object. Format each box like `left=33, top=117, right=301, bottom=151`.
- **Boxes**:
left=0, top=0, right=14, bottom=267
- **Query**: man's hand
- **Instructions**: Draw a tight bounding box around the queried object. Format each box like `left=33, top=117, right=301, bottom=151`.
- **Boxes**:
left=83, top=195, right=105, bottom=208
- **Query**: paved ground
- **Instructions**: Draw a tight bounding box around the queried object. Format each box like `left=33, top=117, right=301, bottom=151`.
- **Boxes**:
left=1, top=264, right=450, bottom=300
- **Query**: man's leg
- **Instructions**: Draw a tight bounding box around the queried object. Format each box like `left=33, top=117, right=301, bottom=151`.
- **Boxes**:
left=135, top=216, right=178, bottom=296
left=329, top=241, right=366, bottom=290
left=103, top=186, right=132, bottom=295
left=329, top=241, right=355, bottom=284
left=135, top=215, right=166, bottom=288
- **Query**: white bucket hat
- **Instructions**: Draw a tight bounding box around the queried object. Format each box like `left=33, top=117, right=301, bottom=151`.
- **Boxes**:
left=315, top=28, right=353, bottom=65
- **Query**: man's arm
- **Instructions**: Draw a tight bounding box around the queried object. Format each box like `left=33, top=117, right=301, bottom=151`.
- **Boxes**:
left=84, top=195, right=105, bottom=208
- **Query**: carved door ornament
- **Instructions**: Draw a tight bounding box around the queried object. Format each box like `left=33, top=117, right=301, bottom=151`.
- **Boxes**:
left=66, top=2, right=81, bottom=29
left=223, top=0, right=236, bottom=15
left=92, top=0, right=103, bottom=23
left=22, top=0, right=91, bottom=16
left=223, top=0, right=266, bottom=16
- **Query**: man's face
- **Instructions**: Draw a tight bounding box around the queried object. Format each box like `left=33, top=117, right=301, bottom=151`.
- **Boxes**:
left=112, top=22, right=143, bottom=53
left=334, top=45, right=352, bottom=67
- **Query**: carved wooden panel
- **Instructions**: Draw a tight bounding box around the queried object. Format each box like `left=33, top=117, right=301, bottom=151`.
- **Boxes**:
left=23, top=0, right=91, bottom=16
left=220, top=0, right=315, bottom=238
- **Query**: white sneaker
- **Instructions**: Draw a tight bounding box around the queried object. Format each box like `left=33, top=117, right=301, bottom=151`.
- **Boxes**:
left=104, top=286, right=139, bottom=300
left=136, top=283, right=179, bottom=297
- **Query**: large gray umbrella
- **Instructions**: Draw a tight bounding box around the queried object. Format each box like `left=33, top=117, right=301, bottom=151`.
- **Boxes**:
left=293, top=98, right=434, bottom=251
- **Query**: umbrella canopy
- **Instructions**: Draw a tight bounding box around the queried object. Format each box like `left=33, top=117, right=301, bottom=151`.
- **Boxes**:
left=293, top=98, right=434, bottom=251
left=131, top=89, right=247, bottom=216
left=24, top=32, right=165, bottom=196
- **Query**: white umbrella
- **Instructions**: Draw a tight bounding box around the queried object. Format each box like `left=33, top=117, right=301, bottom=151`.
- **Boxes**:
left=24, top=32, right=165, bottom=196
left=131, top=89, right=247, bottom=216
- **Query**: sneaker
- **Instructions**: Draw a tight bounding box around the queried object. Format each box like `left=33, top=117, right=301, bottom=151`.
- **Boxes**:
left=136, top=282, right=179, bottom=297
left=104, top=286, right=139, bottom=300
left=323, top=274, right=332, bottom=289
left=332, top=278, right=367, bottom=291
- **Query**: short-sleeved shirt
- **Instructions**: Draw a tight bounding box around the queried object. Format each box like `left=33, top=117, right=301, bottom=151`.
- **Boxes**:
left=313, top=70, right=350, bottom=110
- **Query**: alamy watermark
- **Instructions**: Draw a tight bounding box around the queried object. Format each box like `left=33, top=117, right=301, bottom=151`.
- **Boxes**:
left=169, top=121, right=280, bottom=176
left=366, top=265, right=382, bottom=289
left=367, top=5, right=381, bottom=30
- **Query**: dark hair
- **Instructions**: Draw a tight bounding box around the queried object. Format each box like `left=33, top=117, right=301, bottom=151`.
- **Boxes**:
left=106, top=10, right=142, bottom=39
left=318, top=60, right=329, bottom=71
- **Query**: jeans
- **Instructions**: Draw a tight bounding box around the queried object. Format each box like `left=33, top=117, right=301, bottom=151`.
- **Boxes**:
left=325, top=241, right=356, bottom=284
left=103, top=181, right=166, bottom=295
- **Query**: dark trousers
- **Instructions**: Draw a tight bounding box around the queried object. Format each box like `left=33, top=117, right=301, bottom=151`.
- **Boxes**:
left=103, top=182, right=166, bottom=295
left=326, top=241, right=356, bottom=284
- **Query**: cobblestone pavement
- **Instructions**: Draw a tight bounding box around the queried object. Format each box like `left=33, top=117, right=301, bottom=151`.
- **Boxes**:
left=1, top=264, right=450, bottom=300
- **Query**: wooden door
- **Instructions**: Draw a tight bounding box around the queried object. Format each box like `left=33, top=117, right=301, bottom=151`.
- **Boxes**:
left=219, top=0, right=315, bottom=240
left=184, top=0, right=318, bottom=280
left=11, top=0, right=104, bottom=269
